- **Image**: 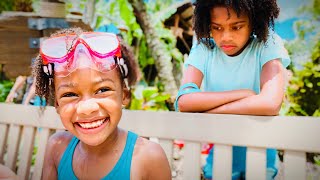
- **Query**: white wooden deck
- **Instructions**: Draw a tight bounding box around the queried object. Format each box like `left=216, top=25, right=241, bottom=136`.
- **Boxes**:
left=0, top=103, right=319, bottom=180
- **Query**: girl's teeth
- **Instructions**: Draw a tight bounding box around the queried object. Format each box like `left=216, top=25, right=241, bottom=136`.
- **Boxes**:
left=78, top=119, right=105, bottom=129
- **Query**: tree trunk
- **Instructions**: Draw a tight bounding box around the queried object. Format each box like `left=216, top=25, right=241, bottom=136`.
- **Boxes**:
left=128, top=0, right=178, bottom=98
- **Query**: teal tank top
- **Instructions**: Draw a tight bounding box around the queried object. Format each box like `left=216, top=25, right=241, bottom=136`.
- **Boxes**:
left=57, top=131, right=138, bottom=180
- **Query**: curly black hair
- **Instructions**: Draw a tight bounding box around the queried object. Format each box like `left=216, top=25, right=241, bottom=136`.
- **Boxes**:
left=193, top=0, right=280, bottom=47
left=32, top=27, right=140, bottom=106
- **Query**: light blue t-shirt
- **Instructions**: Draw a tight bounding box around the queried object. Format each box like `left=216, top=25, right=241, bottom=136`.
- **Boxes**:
left=186, top=32, right=290, bottom=94
left=185, top=32, right=290, bottom=180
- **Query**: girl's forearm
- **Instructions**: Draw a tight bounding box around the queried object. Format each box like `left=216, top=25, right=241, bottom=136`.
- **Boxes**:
left=205, top=93, right=282, bottom=115
left=206, top=60, right=285, bottom=116
left=178, top=89, right=256, bottom=112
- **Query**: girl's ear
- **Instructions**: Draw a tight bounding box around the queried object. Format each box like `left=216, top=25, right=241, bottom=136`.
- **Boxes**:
left=122, top=87, right=130, bottom=106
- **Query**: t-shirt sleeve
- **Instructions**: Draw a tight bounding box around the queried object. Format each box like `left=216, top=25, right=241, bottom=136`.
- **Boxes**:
left=260, top=32, right=291, bottom=68
left=184, top=42, right=209, bottom=74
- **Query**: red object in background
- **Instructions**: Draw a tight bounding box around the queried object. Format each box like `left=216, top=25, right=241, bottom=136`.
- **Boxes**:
left=173, top=140, right=213, bottom=154
left=174, top=140, right=184, bottom=149
left=201, top=143, right=214, bottom=154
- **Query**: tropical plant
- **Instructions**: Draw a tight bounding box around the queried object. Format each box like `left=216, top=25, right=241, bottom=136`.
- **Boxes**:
left=284, top=0, right=320, bottom=117
left=285, top=41, right=320, bottom=117
left=129, top=84, right=171, bottom=111
left=0, top=0, right=15, bottom=13
left=0, top=0, right=33, bottom=12
left=0, top=80, right=13, bottom=102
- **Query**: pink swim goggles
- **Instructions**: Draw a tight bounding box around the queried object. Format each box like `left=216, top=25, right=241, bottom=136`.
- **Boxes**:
left=40, top=32, right=127, bottom=77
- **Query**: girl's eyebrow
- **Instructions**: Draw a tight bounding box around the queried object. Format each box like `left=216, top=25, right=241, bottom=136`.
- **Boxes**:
left=93, top=77, right=114, bottom=84
left=57, top=82, right=77, bottom=91
left=211, top=20, right=247, bottom=26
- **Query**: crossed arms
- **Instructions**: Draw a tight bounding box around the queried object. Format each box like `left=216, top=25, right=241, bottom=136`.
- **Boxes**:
left=177, top=59, right=285, bottom=116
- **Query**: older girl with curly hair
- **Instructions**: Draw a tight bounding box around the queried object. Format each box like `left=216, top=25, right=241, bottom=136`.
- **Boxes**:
left=175, top=0, right=290, bottom=179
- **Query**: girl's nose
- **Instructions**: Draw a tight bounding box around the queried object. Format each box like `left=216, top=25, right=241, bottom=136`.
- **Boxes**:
left=221, top=30, right=232, bottom=41
left=76, top=98, right=99, bottom=115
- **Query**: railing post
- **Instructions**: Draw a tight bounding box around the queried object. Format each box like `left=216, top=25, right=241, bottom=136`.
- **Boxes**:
left=284, top=150, right=306, bottom=180
left=213, top=144, right=232, bottom=180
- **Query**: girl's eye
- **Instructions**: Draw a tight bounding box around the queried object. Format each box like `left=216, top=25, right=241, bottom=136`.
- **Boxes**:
left=211, top=26, right=222, bottom=31
left=61, top=92, right=78, bottom=98
left=232, top=26, right=242, bottom=30
left=96, top=87, right=111, bottom=94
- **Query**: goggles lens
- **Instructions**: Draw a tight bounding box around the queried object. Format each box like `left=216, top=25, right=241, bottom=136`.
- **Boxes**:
left=83, top=33, right=119, bottom=54
left=40, top=32, right=121, bottom=77
left=41, top=35, right=77, bottom=59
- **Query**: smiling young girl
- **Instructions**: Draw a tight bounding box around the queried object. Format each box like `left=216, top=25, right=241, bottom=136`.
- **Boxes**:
left=175, top=0, right=290, bottom=179
left=33, top=28, right=171, bottom=180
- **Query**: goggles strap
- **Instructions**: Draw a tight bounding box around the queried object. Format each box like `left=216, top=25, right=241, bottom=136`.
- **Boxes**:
left=117, top=57, right=128, bottom=78
left=116, top=57, right=129, bottom=90
left=124, top=78, right=129, bottom=90
left=42, top=63, right=54, bottom=78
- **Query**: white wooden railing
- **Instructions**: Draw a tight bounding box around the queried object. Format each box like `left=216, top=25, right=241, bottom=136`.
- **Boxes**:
left=0, top=103, right=319, bottom=180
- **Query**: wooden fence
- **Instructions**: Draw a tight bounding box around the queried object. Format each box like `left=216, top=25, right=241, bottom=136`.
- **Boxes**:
left=0, top=103, right=319, bottom=180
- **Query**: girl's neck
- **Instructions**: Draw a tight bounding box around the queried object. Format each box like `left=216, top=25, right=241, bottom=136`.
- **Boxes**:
left=78, top=128, right=125, bottom=156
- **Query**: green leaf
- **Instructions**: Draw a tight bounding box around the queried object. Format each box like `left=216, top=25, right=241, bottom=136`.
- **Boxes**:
left=0, top=80, right=13, bottom=102
left=142, top=87, right=158, bottom=99
left=153, top=94, right=170, bottom=102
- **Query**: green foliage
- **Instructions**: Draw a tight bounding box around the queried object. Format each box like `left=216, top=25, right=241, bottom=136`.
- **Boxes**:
left=94, top=0, right=183, bottom=91
left=129, top=84, right=170, bottom=111
left=138, top=36, right=154, bottom=69
left=286, top=60, right=320, bottom=116
left=284, top=0, right=320, bottom=117
left=285, top=40, right=320, bottom=117
left=147, top=0, right=178, bottom=25
left=94, top=0, right=143, bottom=45
left=315, top=155, right=320, bottom=166
left=299, top=0, right=320, bottom=20
left=65, top=0, right=87, bottom=15
left=0, top=0, right=14, bottom=13
left=31, top=0, right=39, bottom=13
left=32, top=145, right=38, bottom=165
left=0, top=80, right=13, bottom=102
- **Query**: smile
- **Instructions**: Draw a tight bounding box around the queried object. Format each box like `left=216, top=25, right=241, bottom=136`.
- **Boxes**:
left=77, top=118, right=108, bottom=129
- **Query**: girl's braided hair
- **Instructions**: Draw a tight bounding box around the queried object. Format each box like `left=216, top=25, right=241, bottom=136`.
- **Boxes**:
left=193, top=0, right=280, bottom=47
left=32, top=27, right=139, bottom=106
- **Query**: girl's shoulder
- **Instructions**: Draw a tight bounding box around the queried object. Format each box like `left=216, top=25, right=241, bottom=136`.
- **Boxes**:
left=251, top=32, right=284, bottom=49
left=48, top=130, right=74, bottom=145
left=134, top=137, right=166, bottom=159
left=132, top=136, right=171, bottom=178
left=46, top=131, right=74, bottom=166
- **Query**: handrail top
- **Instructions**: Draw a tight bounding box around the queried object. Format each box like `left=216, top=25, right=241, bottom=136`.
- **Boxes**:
left=1, top=103, right=320, bottom=153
